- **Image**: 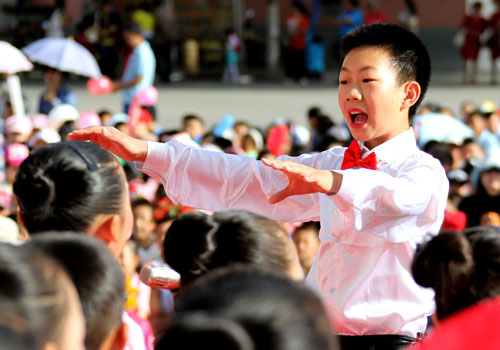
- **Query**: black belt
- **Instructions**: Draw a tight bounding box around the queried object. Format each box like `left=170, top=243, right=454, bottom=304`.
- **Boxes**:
left=339, top=334, right=418, bottom=350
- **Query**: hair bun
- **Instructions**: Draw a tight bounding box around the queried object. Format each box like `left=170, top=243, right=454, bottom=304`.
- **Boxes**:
left=164, top=212, right=219, bottom=281
left=160, top=313, right=254, bottom=350
left=14, top=165, right=55, bottom=220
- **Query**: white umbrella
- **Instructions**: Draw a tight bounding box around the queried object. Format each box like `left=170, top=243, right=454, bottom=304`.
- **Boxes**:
left=0, top=41, right=33, bottom=74
left=22, top=38, right=101, bottom=78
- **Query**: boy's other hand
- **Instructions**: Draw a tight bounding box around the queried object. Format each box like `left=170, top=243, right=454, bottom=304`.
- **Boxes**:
left=68, top=126, right=148, bottom=162
left=262, top=159, right=341, bottom=204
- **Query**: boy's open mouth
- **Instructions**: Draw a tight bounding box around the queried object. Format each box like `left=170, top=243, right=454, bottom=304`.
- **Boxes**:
left=349, top=109, right=368, bottom=125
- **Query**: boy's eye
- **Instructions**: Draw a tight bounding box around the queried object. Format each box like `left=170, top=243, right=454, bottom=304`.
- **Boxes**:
left=339, top=80, right=348, bottom=85
left=362, top=79, right=375, bottom=83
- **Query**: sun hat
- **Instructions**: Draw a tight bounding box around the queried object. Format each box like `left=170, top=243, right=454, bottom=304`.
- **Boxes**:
left=33, top=128, right=61, bottom=144
left=5, top=115, right=32, bottom=136
left=48, top=104, right=79, bottom=126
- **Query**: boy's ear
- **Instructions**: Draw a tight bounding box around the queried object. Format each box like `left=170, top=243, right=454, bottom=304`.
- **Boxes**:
left=400, top=81, right=421, bottom=111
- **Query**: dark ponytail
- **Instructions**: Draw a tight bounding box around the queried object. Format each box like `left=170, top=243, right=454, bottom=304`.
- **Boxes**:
left=412, top=226, right=500, bottom=319
left=164, top=211, right=219, bottom=284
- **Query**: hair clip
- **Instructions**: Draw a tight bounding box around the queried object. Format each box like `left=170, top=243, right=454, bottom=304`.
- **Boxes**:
left=67, top=144, right=99, bottom=172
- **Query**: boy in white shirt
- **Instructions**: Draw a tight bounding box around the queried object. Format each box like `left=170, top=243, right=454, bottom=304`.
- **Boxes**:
left=70, top=23, right=448, bottom=349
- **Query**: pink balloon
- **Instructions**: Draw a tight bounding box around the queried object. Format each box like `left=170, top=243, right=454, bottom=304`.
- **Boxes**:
left=79, top=110, right=102, bottom=129
left=133, top=86, right=158, bottom=106
left=87, top=76, right=114, bottom=95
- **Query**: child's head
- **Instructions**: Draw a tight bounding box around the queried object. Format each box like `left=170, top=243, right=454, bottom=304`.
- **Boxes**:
left=156, top=266, right=337, bottom=350
left=13, top=141, right=133, bottom=257
left=0, top=243, right=85, bottom=350
left=132, top=198, right=157, bottom=244
left=292, top=222, right=321, bottom=269
left=119, top=239, right=141, bottom=278
left=339, top=24, right=431, bottom=147
left=182, top=114, right=205, bottom=141
left=412, top=226, right=500, bottom=320
left=472, top=1, right=482, bottom=13
left=163, top=210, right=301, bottom=286
left=5, top=115, right=33, bottom=144
left=98, top=109, right=113, bottom=125
left=466, top=110, right=488, bottom=136
left=27, top=232, right=126, bottom=350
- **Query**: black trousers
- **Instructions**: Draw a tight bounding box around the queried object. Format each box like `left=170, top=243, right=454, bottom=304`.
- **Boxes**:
left=339, top=334, right=417, bottom=350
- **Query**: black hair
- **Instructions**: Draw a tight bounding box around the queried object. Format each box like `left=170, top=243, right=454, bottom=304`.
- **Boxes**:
left=163, top=210, right=291, bottom=286
left=403, top=0, right=417, bottom=14
left=412, top=226, right=500, bottom=320
left=58, top=120, right=75, bottom=141
left=97, top=109, right=112, bottom=117
left=341, top=23, right=431, bottom=117
left=0, top=243, right=73, bottom=348
left=132, top=197, right=155, bottom=211
left=307, top=106, right=322, bottom=118
left=124, top=21, right=144, bottom=35
left=182, top=114, right=204, bottom=125
left=155, top=266, right=338, bottom=350
left=0, top=314, right=37, bottom=350
left=293, top=221, right=321, bottom=235
left=423, top=141, right=452, bottom=170
left=13, top=141, right=125, bottom=234
left=27, top=232, right=125, bottom=350
left=291, top=0, right=310, bottom=16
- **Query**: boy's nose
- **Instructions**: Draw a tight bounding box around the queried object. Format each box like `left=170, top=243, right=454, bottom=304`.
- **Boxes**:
left=346, top=88, right=362, bottom=101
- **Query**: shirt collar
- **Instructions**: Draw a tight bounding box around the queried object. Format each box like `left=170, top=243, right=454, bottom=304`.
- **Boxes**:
left=358, top=128, right=418, bottom=164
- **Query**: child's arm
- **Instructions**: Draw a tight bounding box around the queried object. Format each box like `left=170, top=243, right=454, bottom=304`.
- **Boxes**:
left=68, top=126, right=148, bottom=162
left=69, top=126, right=321, bottom=223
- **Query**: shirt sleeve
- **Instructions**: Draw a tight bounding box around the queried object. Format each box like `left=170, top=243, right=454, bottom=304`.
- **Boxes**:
left=137, top=140, right=321, bottom=222
left=329, top=157, right=448, bottom=243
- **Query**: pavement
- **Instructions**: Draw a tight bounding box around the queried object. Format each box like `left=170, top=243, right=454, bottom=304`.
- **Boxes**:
left=19, top=68, right=500, bottom=131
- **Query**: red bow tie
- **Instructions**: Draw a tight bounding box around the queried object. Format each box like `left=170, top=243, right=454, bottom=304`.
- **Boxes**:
left=341, top=141, right=378, bottom=170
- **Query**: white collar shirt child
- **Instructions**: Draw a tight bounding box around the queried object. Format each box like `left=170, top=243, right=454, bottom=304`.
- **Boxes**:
left=137, top=127, right=449, bottom=337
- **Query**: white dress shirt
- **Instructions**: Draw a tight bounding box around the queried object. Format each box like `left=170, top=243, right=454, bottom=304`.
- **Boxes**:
left=137, top=128, right=449, bottom=337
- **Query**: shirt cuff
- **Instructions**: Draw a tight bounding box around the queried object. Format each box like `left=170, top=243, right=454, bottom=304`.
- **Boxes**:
left=135, top=141, right=166, bottom=181
left=326, top=169, right=357, bottom=211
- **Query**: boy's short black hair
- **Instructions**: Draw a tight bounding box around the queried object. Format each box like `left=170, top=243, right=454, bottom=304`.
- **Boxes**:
left=27, top=233, right=125, bottom=350
left=341, top=23, right=431, bottom=117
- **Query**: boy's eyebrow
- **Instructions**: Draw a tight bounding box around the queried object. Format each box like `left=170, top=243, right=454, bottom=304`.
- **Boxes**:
left=340, top=66, right=377, bottom=72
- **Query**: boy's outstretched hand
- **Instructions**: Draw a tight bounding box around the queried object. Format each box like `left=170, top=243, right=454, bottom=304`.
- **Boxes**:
left=262, top=158, right=342, bottom=204
left=68, top=126, right=148, bottom=162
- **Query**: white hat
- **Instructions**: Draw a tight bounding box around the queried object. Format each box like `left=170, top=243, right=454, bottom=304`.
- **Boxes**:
left=48, top=104, right=79, bottom=126
left=0, top=216, right=20, bottom=242
left=481, top=150, right=500, bottom=172
left=34, top=128, right=61, bottom=144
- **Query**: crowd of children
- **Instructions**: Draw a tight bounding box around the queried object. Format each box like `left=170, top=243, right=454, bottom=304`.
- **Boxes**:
left=0, top=23, right=499, bottom=350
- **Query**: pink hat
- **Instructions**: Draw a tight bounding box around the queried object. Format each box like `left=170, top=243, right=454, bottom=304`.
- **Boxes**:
left=79, top=110, right=102, bottom=129
left=5, top=143, right=30, bottom=167
left=5, top=115, right=33, bottom=136
left=30, top=113, right=50, bottom=130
